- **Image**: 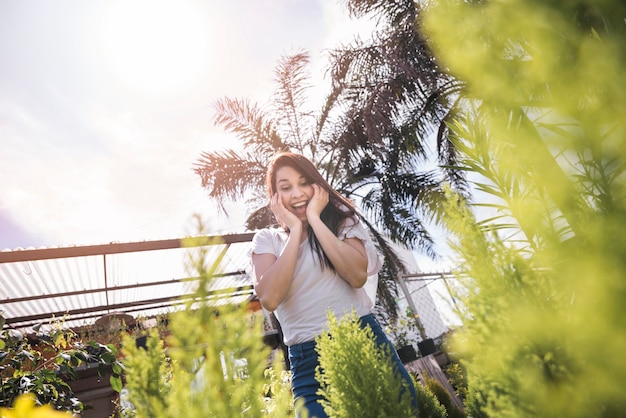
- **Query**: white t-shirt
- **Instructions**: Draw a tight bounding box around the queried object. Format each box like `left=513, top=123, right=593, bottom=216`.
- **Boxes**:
left=251, top=216, right=383, bottom=346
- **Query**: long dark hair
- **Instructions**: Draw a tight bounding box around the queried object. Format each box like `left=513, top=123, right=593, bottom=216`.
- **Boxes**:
left=267, top=152, right=357, bottom=271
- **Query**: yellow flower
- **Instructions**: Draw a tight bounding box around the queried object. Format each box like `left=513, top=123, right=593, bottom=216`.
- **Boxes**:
left=0, top=394, right=72, bottom=418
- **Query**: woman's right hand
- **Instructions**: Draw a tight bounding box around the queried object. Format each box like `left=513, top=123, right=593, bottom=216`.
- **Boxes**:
left=270, top=193, right=302, bottom=231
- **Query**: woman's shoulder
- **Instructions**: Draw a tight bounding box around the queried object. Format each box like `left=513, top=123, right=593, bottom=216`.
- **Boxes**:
left=251, top=227, right=288, bottom=256
left=339, top=214, right=362, bottom=231
left=341, top=215, right=359, bottom=228
left=253, top=226, right=288, bottom=243
left=338, top=215, right=371, bottom=240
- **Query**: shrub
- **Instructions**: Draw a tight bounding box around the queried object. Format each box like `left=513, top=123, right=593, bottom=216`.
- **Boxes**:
left=0, top=316, right=122, bottom=414
left=315, top=310, right=418, bottom=417
left=120, top=234, right=292, bottom=417
left=423, top=372, right=465, bottom=418
left=414, top=380, right=448, bottom=418
left=463, top=385, right=489, bottom=418
left=443, top=362, right=468, bottom=402
left=261, top=367, right=294, bottom=417
left=423, top=0, right=626, bottom=416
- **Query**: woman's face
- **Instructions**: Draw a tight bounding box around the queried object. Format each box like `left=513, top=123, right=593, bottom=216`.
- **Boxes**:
left=275, top=165, right=314, bottom=221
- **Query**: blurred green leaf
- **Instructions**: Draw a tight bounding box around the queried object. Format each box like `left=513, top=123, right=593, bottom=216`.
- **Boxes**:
left=110, top=374, right=123, bottom=393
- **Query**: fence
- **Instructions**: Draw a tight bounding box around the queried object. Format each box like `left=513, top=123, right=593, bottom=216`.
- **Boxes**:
left=396, top=271, right=464, bottom=343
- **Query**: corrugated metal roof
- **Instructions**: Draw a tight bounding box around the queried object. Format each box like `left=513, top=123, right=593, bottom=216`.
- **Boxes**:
left=0, top=233, right=255, bottom=332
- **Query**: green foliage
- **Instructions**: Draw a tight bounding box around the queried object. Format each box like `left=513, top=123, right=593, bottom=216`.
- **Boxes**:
left=443, top=362, right=468, bottom=402
left=385, top=308, right=421, bottom=348
left=121, top=307, right=274, bottom=417
left=315, top=310, right=417, bottom=417
left=423, top=372, right=465, bottom=418
left=413, top=380, right=448, bottom=418
left=120, top=330, right=170, bottom=418
left=463, top=386, right=489, bottom=418
left=422, top=0, right=626, bottom=416
left=120, top=232, right=292, bottom=417
left=0, top=318, right=122, bottom=414
left=261, top=366, right=295, bottom=417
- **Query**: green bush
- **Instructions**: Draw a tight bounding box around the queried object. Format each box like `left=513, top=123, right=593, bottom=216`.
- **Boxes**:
left=120, top=234, right=292, bottom=417
left=423, top=0, right=626, bottom=416
left=120, top=329, right=170, bottom=417
left=463, top=385, right=489, bottom=418
left=315, top=310, right=418, bottom=417
left=261, top=366, right=294, bottom=417
left=121, top=305, right=286, bottom=418
left=0, top=316, right=122, bottom=414
left=423, top=372, right=465, bottom=418
left=414, top=380, right=448, bottom=418
left=443, top=362, right=467, bottom=402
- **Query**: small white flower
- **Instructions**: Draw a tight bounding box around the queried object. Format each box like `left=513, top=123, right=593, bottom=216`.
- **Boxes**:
left=19, top=376, right=32, bottom=389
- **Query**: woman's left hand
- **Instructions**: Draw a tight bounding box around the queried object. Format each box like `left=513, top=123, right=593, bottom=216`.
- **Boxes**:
left=306, top=184, right=329, bottom=220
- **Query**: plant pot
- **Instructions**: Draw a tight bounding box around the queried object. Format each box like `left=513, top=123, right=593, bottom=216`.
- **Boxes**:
left=418, top=338, right=437, bottom=356
left=396, top=344, right=418, bottom=363
left=135, top=335, right=148, bottom=349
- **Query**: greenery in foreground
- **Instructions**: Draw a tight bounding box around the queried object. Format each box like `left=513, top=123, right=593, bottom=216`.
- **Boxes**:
left=120, top=238, right=450, bottom=417
left=0, top=314, right=122, bottom=414
left=315, top=310, right=417, bottom=418
left=316, top=310, right=455, bottom=418
left=121, top=305, right=452, bottom=418
left=423, top=0, right=626, bottom=416
left=119, top=236, right=281, bottom=418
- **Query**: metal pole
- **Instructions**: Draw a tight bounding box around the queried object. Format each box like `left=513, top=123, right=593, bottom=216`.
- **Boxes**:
left=397, top=273, right=428, bottom=341
left=103, top=254, right=110, bottom=314
left=441, top=273, right=463, bottom=318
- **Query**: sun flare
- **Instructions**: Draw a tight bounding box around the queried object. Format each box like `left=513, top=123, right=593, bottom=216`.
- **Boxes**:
left=97, top=0, right=213, bottom=96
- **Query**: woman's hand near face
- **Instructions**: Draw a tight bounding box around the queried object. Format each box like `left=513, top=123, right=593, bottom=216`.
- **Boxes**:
left=271, top=193, right=302, bottom=231
left=305, top=183, right=367, bottom=288
left=256, top=192, right=304, bottom=311
left=306, top=184, right=329, bottom=221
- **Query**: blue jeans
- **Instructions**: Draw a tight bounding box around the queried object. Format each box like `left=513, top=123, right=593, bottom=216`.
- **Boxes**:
left=288, top=314, right=419, bottom=418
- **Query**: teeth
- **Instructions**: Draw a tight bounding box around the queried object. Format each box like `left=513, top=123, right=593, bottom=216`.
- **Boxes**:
left=293, top=202, right=307, bottom=208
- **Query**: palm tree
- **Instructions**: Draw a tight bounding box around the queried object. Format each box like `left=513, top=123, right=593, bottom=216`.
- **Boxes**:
left=325, top=0, right=469, bottom=247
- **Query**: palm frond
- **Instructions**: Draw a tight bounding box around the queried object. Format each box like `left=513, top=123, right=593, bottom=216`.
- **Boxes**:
left=213, top=97, right=287, bottom=154
left=271, top=52, right=313, bottom=150
left=244, top=205, right=275, bottom=231
left=344, top=0, right=417, bottom=24
left=360, top=187, right=436, bottom=257
left=193, top=149, right=267, bottom=212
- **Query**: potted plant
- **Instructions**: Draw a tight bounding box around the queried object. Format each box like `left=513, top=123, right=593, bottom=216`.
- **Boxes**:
left=386, top=312, right=419, bottom=364
left=417, top=338, right=437, bottom=357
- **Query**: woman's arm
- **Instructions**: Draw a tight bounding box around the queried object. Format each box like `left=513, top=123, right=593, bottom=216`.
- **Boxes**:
left=307, top=185, right=368, bottom=288
left=252, top=230, right=301, bottom=311
left=251, top=194, right=304, bottom=312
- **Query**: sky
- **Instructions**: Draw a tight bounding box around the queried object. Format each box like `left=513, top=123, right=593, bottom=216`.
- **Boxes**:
left=0, top=0, right=376, bottom=250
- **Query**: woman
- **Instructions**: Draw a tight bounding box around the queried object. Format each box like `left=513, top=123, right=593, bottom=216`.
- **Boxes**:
left=251, top=152, right=418, bottom=417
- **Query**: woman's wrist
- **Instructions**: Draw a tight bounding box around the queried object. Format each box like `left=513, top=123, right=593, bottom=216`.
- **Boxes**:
left=307, top=213, right=322, bottom=223
left=307, top=216, right=324, bottom=231
left=288, top=222, right=304, bottom=236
